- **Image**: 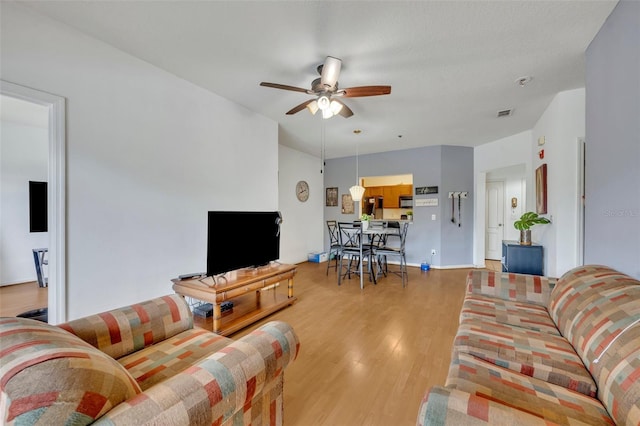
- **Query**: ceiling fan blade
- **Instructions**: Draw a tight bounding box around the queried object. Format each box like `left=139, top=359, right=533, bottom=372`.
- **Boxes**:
left=333, top=99, right=354, bottom=118
left=320, top=56, right=342, bottom=89
left=286, top=99, right=316, bottom=115
left=260, top=82, right=309, bottom=93
left=341, top=86, right=392, bottom=97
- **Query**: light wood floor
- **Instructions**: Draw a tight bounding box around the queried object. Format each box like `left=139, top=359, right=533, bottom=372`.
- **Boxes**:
left=235, top=262, right=470, bottom=426
left=0, top=281, right=47, bottom=317
left=0, top=263, right=474, bottom=425
left=485, top=259, right=502, bottom=271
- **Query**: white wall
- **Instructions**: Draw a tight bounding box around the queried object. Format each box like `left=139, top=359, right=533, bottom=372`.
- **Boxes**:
left=473, top=130, right=533, bottom=267
left=0, top=119, right=49, bottom=285
left=278, top=145, right=324, bottom=264
left=532, top=88, right=585, bottom=277
left=1, top=3, right=279, bottom=320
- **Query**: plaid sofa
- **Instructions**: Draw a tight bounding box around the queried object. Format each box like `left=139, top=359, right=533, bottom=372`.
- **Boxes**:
left=417, top=265, right=640, bottom=425
left=1, top=294, right=299, bottom=425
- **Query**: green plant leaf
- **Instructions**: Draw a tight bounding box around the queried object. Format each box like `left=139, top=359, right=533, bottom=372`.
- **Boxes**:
left=513, top=211, right=550, bottom=230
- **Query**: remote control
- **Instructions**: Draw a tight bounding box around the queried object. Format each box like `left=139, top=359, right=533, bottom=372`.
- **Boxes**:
left=178, top=272, right=206, bottom=280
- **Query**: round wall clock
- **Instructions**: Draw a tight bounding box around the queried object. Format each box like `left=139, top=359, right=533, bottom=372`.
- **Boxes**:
left=296, top=180, right=309, bottom=202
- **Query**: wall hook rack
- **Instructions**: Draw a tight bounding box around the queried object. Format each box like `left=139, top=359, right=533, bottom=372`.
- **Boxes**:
left=448, top=191, right=468, bottom=199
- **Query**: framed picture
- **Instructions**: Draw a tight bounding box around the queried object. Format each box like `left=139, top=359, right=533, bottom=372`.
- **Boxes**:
left=326, top=187, right=338, bottom=206
left=536, top=164, right=547, bottom=214
left=341, top=194, right=354, bottom=214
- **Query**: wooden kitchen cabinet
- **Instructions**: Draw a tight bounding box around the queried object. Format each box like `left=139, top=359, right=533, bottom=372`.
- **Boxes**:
left=367, top=186, right=384, bottom=197
left=383, top=186, right=398, bottom=208
left=364, top=184, right=414, bottom=208
left=398, top=184, right=412, bottom=196
left=381, top=185, right=413, bottom=208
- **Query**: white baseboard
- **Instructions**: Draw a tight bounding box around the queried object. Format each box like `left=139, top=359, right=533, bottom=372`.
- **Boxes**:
left=413, top=263, right=477, bottom=269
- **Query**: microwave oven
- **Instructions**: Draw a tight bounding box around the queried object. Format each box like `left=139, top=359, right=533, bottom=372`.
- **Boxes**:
left=399, top=196, right=413, bottom=208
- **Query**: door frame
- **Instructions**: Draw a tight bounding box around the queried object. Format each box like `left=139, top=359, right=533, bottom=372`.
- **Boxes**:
left=1, top=80, right=66, bottom=323
left=577, top=137, right=585, bottom=266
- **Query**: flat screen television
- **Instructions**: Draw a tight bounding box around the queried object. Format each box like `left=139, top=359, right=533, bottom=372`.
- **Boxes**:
left=207, top=211, right=282, bottom=276
left=29, top=181, right=48, bottom=232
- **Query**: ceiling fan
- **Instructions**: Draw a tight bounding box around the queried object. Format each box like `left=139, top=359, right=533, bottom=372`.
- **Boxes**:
left=260, top=56, right=391, bottom=119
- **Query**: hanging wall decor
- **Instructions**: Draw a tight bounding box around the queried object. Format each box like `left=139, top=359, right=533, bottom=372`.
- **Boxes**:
left=536, top=164, right=548, bottom=214
left=326, top=187, right=338, bottom=206
left=341, top=194, right=354, bottom=214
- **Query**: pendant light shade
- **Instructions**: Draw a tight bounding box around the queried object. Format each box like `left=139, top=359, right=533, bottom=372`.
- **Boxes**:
left=349, top=184, right=365, bottom=202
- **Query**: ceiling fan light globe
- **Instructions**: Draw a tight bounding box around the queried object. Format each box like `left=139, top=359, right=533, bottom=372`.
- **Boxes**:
left=329, top=100, right=343, bottom=115
left=322, top=108, right=334, bottom=119
left=306, top=100, right=319, bottom=115
left=317, top=95, right=330, bottom=111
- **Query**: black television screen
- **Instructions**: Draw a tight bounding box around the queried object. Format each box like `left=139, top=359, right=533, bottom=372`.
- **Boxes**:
left=29, top=181, right=48, bottom=233
left=207, top=211, right=281, bottom=276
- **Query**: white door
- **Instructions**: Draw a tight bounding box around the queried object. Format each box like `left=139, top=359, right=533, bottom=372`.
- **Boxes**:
left=485, top=181, right=504, bottom=260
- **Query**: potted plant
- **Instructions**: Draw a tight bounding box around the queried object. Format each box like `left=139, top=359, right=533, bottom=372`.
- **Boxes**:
left=514, top=211, right=550, bottom=245
left=406, top=210, right=413, bottom=221
left=360, top=213, right=371, bottom=230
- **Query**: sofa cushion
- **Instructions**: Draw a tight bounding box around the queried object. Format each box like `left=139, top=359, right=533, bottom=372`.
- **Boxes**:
left=454, top=318, right=597, bottom=396
left=466, top=270, right=555, bottom=307
left=445, top=352, right=614, bottom=425
left=0, top=317, right=141, bottom=425
left=417, top=387, right=555, bottom=426
left=118, top=327, right=232, bottom=390
left=460, top=294, right=560, bottom=335
left=59, top=294, right=193, bottom=360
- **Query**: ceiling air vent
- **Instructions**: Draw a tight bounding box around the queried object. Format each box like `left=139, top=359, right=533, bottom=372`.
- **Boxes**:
left=497, top=109, right=513, bottom=117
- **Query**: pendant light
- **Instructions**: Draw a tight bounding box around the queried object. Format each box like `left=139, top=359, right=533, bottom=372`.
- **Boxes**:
left=349, top=130, right=365, bottom=202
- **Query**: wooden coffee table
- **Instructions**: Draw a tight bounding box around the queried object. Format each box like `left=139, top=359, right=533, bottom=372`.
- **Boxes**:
left=172, top=263, right=296, bottom=336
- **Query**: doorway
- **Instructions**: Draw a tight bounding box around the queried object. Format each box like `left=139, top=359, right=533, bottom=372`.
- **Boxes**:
left=481, top=164, right=527, bottom=263
left=1, top=80, right=66, bottom=324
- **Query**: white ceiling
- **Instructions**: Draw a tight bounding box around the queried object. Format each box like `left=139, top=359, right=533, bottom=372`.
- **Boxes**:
left=20, top=1, right=617, bottom=159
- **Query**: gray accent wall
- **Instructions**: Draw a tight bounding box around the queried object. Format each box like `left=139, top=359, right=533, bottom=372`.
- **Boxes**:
left=324, top=145, right=474, bottom=267
left=440, top=146, right=474, bottom=266
left=585, top=0, right=640, bottom=278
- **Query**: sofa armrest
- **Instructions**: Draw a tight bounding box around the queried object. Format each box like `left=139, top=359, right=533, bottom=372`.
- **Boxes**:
left=95, top=321, right=300, bottom=426
left=58, top=294, right=193, bottom=360
left=417, top=386, right=551, bottom=426
left=466, top=270, right=556, bottom=307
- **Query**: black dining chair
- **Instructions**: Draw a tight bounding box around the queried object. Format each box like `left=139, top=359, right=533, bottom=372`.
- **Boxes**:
left=375, top=222, right=409, bottom=287
left=326, top=220, right=341, bottom=275
left=337, top=221, right=376, bottom=289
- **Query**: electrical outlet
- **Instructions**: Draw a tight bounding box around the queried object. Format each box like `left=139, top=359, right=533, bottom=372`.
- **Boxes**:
left=431, top=249, right=437, bottom=256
